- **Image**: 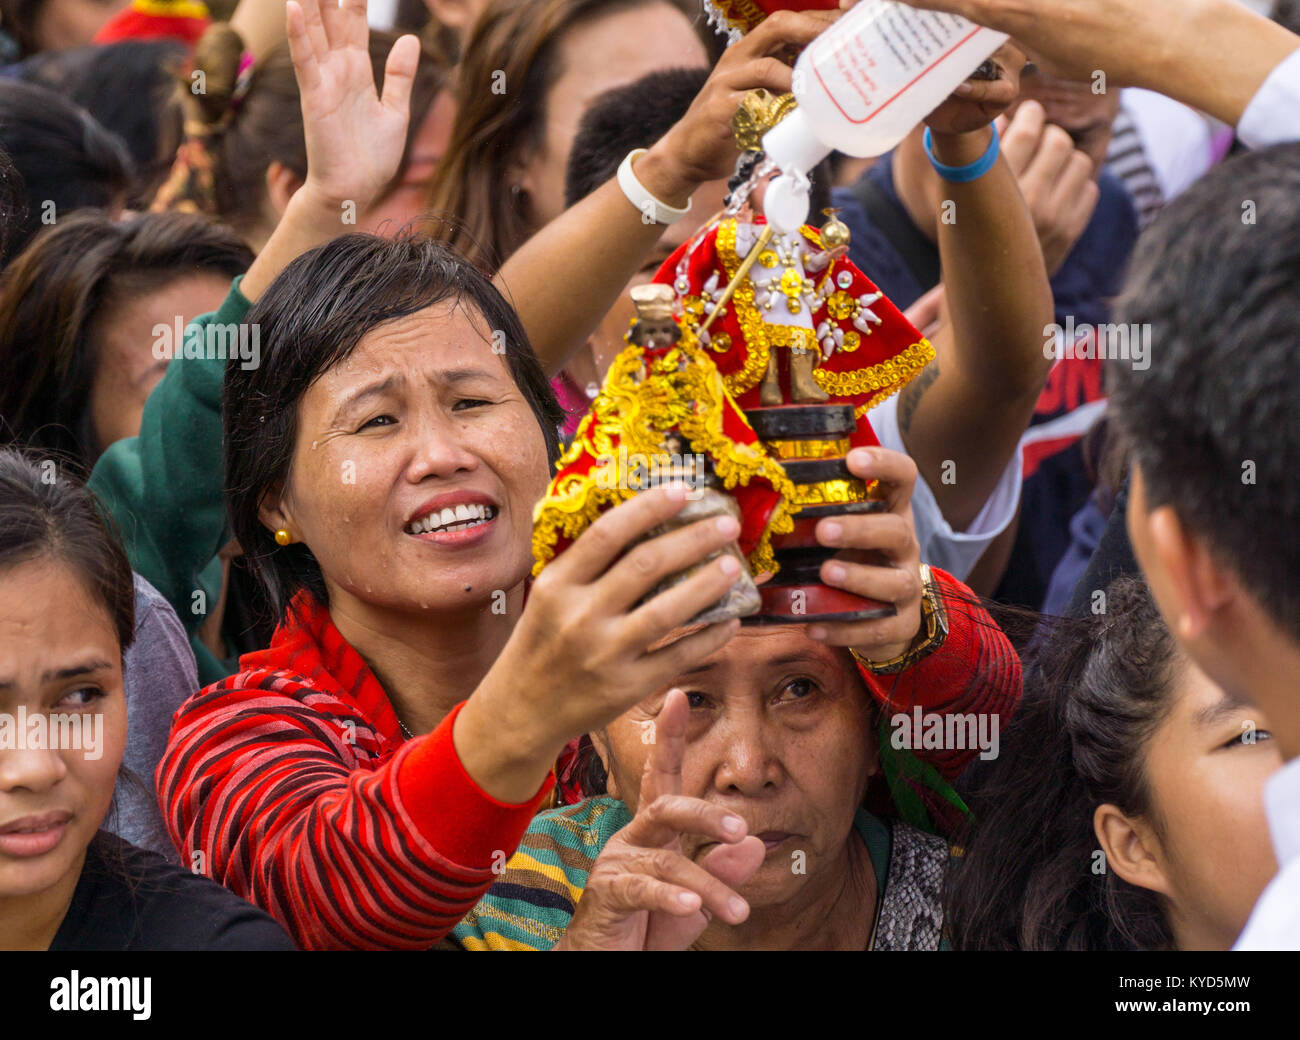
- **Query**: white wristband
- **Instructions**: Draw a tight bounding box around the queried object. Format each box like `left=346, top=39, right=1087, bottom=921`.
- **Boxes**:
left=616, top=149, right=691, bottom=226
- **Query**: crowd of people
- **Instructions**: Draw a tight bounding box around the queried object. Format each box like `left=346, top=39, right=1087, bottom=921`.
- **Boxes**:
left=0, top=0, right=1296, bottom=953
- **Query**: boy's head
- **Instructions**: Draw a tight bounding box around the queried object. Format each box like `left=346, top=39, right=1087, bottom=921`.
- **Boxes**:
left=1108, top=142, right=1300, bottom=755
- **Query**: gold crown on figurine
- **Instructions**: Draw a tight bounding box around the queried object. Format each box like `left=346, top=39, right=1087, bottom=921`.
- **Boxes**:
left=629, top=283, right=677, bottom=321
left=732, top=89, right=798, bottom=152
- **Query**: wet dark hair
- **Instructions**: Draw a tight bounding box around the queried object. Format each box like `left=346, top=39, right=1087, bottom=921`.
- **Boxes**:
left=16, top=39, right=187, bottom=207
left=0, top=210, right=253, bottom=467
left=0, top=80, right=134, bottom=267
left=0, top=447, right=135, bottom=654
left=1108, top=142, right=1300, bottom=645
left=944, top=576, right=1178, bottom=950
left=225, top=232, right=564, bottom=619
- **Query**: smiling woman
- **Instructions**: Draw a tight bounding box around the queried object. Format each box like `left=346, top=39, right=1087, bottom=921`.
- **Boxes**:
left=158, top=231, right=760, bottom=949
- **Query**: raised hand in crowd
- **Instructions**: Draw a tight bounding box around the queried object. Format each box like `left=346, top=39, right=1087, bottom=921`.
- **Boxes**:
left=240, top=0, right=419, bottom=300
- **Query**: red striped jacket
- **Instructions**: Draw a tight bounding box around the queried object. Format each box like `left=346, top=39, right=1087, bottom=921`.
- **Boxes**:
left=156, top=594, right=554, bottom=951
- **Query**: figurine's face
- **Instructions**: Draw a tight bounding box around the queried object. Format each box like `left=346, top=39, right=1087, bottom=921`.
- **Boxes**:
left=593, top=625, right=878, bottom=910
left=637, top=316, right=679, bottom=347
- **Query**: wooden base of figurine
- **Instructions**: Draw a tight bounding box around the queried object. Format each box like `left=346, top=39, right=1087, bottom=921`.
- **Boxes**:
left=745, top=404, right=894, bottom=624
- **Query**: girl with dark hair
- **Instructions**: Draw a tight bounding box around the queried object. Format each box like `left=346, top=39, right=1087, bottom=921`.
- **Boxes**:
left=0, top=447, right=292, bottom=951
left=16, top=39, right=188, bottom=206
left=944, top=576, right=1281, bottom=951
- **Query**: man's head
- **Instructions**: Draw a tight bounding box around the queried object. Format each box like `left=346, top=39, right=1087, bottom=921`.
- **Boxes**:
left=1108, top=142, right=1300, bottom=754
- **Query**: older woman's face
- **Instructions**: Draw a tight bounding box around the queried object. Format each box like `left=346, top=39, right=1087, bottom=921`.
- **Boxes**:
left=271, top=300, right=550, bottom=614
left=597, top=626, right=877, bottom=908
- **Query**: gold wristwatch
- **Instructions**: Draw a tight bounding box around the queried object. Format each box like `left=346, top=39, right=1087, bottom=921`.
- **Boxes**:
left=850, top=563, right=949, bottom=675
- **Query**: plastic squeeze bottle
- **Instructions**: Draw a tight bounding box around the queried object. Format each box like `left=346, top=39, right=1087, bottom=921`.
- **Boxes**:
left=762, top=0, right=1007, bottom=232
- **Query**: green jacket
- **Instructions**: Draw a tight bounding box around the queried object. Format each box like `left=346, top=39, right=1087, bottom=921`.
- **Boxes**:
left=90, top=278, right=253, bottom=685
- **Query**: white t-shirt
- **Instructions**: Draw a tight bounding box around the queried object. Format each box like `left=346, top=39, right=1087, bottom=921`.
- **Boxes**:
left=1234, top=756, right=1300, bottom=949
left=866, top=392, right=1022, bottom=582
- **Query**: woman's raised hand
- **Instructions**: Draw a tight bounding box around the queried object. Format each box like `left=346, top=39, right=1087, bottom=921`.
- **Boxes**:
left=457, top=485, right=751, bottom=803
left=555, top=689, right=765, bottom=951
left=285, top=0, right=419, bottom=215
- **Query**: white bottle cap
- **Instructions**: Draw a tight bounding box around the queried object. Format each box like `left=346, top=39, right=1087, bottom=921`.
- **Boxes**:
left=762, top=110, right=832, bottom=179
left=764, top=173, right=809, bottom=234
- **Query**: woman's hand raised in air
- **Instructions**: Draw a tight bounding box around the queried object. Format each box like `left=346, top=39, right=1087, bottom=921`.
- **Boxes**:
left=286, top=0, right=418, bottom=214
left=554, top=689, right=766, bottom=951
left=242, top=0, right=419, bottom=300
left=456, top=485, right=751, bottom=804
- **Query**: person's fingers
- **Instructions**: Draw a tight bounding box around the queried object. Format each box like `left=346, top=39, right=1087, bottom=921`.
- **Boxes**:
left=1000, top=99, right=1046, bottom=176
left=606, top=846, right=752, bottom=924
left=638, top=689, right=689, bottom=807
left=698, top=835, right=767, bottom=889
left=317, top=0, right=346, bottom=50
left=548, top=484, right=691, bottom=586
left=294, top=0, right=329, bottom=68
left=817, top=511, right=917, bottom=566
left=624, top=791, right=749, bottom=850
left=285, top=1, right=322, bottom=94
left=949, top=77, right=1016, bottom=108
left=600, top=511, right=743, bottom=613
left=339, top=0, right=369, bottom=47
left=903, top=284, right=944, bottom=333
left=595, top=870, right=706, bottom=918
left=819, top=545, right=921, bottom=605
left=717, top=55, right=796, bottom=97
left=1063, top=175, right=1101, bottom=240
left=1022, top=122, right=1076, bottom=190
left=840, top=446, right=918, bottom=514
left=619, top=558, right=745, bottom=654
left=1046, top=149, right=1097, bottom=217
left=731, top=9, right=837, bottom=63
left=639, top=616, right=740, bottom=684
left=380, top=33, right=420, bottom=117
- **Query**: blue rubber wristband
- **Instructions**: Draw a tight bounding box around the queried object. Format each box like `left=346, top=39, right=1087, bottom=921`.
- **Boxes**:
left=923, top=125, right=1000, bottom=183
